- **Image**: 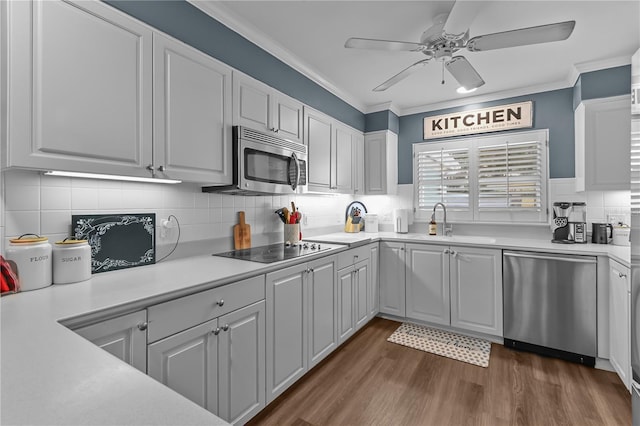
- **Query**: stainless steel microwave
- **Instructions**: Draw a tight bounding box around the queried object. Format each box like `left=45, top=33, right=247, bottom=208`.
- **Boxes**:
left=202, top=126, right=307, bottom=195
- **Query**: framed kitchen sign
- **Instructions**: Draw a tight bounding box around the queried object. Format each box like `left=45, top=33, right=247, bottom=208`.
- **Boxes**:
left=72, top=213, right=155, bottom=273
left=424, top=101, right=533, bottom=139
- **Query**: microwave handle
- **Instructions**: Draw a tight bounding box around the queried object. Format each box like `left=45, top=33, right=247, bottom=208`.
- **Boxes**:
left=289, top=152, right=300, bottom=191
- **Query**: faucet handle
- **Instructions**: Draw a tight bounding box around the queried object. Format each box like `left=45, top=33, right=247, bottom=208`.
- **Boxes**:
left=444, top=224, right=453, bottom=236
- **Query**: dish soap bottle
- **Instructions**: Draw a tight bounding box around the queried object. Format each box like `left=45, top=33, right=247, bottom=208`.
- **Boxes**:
left=428, top=214, right=437, bottom=236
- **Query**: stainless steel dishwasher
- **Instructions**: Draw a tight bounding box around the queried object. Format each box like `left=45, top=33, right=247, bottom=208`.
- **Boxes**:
left=503, top=250, right=597, bottom=366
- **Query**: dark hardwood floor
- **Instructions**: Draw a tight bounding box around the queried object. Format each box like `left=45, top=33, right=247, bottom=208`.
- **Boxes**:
left=248, top=317, right=631, bottom=426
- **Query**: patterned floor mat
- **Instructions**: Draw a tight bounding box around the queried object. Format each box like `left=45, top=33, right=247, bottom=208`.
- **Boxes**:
left=387, top=322, right=491, bottom=367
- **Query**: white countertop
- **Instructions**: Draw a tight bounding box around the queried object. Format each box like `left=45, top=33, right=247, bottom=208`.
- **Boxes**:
left=308, top=231, right=630, bottom=266
left=1, top=234, right=629, bottom=425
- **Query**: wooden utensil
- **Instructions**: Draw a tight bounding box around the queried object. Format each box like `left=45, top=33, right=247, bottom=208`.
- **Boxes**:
left=233, top=211, right=251, bottom=250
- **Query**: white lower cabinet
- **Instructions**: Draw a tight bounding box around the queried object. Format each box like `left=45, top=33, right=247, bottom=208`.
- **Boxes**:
left=381, top=242, right=503, bottom=337
left=368, top=243, right=380, bottom=319
left=609, top=260, right=631, bottom=390
left=337, top=245, right=372, bottom=344
left=147, top=275, right=265, bottom=425
left=73, top=310, right=148, bottom=373
left=266, top=255, right=337, bottom=403
left=337, top=265, right=355, bottom=343
left=148, top=300, right=265, bottom=425
left=379, top=242, right=406, bottom=317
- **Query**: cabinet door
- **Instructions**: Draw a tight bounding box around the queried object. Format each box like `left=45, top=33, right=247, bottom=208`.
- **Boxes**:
left=609, top=261, right=631, bottom=390
left=274, top=94, right=303, bottom=143
left=578, top=95, right=631, bottom=191
left=334, top=124, right=354, bottom=193
left=148, top=318, right=219, bottom=414
left=5, top=1, right=153, bottom=176
left=153, top=33, right=232, bottom=184
left=354, top=259, right=370, bottom=330
left=405, top=244, right=450, bottom=325
left=352, top=132, right=365, bottom=195
left=308, top=256, right=338, bottom=368
left=337, top=266, right=355, bottom=344
left=379, top=242, right=406, bottom=316
left=218, top=301, right=265, bottom=425
left=450, top=246, right=503, bottom=336
left=74, top=310, right=147, bottom=373
left=233, top=71, right=273, bottom=132
left=364, top=132, right=387, bottom=194
left=265, top=263, right=307, bottom=403
left=304, top=108, right=333, bottom=191
left=368, top=243, right=380, bottom=319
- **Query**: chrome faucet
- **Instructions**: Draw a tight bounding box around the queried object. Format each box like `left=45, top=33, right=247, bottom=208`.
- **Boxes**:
left=432, top=203, right=452, bottom=236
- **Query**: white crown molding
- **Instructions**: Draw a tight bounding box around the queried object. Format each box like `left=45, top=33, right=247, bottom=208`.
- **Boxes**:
left=187, top=0, right=367, bottom=113
left=398, top=79, right=574, bottom=116
left=365, top=102, right=401, bottom=116
left=568, top=55, right=632, bottom=85
left=398, top=55, right=633, bottom=116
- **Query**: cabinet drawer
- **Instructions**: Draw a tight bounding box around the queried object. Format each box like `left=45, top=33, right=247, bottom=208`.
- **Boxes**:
left=337, top=245, right=370, bottom=270
left=148, top=275, right=265, bottom=343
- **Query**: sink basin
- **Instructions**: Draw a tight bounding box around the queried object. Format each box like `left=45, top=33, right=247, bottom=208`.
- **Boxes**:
left=405, top=235, right=497, bottom=245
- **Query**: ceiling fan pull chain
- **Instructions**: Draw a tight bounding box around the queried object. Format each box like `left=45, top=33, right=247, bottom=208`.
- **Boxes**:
left=441, top=61, right=445, bottom=85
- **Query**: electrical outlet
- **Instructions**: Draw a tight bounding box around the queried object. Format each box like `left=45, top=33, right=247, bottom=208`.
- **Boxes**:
left=607, top=214, right=624, bottom=225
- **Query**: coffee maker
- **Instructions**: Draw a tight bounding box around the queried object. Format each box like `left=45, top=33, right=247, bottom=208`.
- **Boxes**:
left=552, top=202, right=573, bottom=243
left=552, top=202, right=588, bottom=243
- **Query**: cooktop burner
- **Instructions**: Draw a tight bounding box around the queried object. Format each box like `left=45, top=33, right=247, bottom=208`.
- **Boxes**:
left=212, top=242, right=331, bottom=264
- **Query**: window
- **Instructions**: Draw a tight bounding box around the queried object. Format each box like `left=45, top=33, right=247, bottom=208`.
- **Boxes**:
left=414, top=129, right=548, bottom=223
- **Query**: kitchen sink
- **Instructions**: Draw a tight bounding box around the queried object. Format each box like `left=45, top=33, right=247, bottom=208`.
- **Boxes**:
left=404, top=235, right=497, bottom=244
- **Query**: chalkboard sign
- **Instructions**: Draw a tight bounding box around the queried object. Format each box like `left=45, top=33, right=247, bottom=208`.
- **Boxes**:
left=72, top=214, right=155, bottom=273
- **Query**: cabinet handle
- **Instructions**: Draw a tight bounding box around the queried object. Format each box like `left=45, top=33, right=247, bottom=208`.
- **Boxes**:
left=137, top=322, right=148, bottom=331
left=215, top=299, right=225, bottom=307
left=619, top=272, right=627, bottom=278
left=354, top=255, right=359, bottom=261
left=222, top=324, right=229, bottom=332
left=158, top=165, right=165, bottom=172
left=450, top=250, right=457, bottom=257
left=444, top=249, right=450, bottom=254
left=211, top=327, right=221, bottom=335
left=309, top=268, right=314, bottom=273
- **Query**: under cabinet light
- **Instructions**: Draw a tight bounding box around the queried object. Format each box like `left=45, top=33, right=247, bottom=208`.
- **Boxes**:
left=43, top=171, right=182, bottom=184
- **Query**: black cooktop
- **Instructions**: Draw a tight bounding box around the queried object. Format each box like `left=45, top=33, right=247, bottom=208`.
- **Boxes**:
left=212, top=242, right=330, bottom=264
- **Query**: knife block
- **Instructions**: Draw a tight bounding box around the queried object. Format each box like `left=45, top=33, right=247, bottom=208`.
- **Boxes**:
left=344, top=217, right=361, bottom=233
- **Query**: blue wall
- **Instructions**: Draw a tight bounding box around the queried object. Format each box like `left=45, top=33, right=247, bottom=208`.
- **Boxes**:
left=106, top=0, right=366, bottom=132
left=573, top=65, right=631, bottom=109
left=364, top=110, right=400, bottom=133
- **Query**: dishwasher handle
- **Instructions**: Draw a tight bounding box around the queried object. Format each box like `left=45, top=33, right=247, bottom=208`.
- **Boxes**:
left=503, top=251, right=597, bottom=264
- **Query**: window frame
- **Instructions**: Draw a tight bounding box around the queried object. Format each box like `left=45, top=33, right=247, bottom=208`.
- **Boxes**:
left=413, top=129, right=549, bottom=224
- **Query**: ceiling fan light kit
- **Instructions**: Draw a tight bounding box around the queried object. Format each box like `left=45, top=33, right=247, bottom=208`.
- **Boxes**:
left=344, top=1, right=576, bottom=93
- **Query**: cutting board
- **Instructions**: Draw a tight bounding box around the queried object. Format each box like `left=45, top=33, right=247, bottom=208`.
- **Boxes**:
left=233, top=211, right=251, bottom=250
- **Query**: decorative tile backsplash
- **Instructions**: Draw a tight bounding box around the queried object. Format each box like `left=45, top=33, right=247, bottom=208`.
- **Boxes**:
left=0, top=171, right=631, bottom=259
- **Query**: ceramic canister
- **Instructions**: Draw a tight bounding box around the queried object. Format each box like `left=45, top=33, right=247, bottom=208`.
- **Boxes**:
left=52, top=238, right=92, bottom=284
left=5, top=234, right=52, bottom=291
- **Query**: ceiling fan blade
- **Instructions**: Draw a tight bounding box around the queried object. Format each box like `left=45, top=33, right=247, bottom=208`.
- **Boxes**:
left=467, top=20, right=576, bottom=52
left=345, top=37, right=425, bottom=52
left=442, top=0, right=484, bottom=40
left=445, top=56, right=485, bottom=90
left=373, top=59, right=430, bottom=91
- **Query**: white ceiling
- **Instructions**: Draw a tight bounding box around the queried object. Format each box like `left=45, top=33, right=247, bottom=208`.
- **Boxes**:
left=192, top=1, right=640, bottom=115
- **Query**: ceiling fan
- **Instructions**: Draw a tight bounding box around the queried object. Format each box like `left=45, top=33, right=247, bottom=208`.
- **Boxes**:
left=344, top=1, right=575, bottom=92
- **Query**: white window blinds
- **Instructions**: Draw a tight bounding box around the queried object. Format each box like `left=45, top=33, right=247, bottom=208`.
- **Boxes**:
left=413, top=129, right=548, bottom=223
left=415, top=147, right=470, bottom=210
left=477, top=141, right=542, bottom=210
left=631, top=119, right=640, bottom=213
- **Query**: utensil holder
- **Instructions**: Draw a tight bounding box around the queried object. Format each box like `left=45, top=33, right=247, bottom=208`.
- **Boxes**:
left=284, top=224, right=300, bottom=244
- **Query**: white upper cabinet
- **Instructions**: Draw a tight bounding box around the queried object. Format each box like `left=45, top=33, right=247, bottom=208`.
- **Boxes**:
left=575, top=95, right=631, bottom=191
left=334, top=123, right=355, bottom=192
left=153, top=33, right=232, bottom=184
left=304, top=107, right=334, bottom=191
left=232, top=71, right=303, bottom=143
left=303, top=106, right=363, bottom=194
left=3, top=0, right=153, bottom=176
left=3, top=1, right=234, bottom=184
left=364, top=130, right=398, bottom=195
